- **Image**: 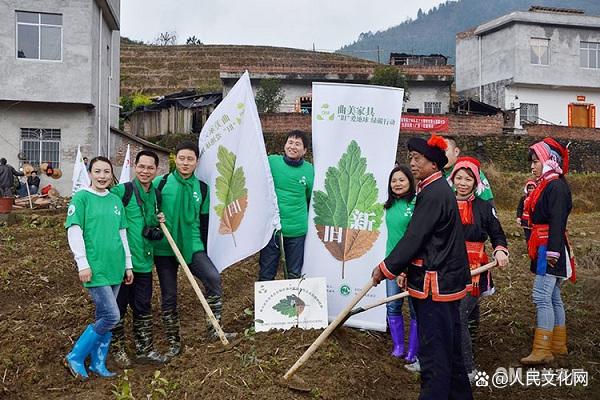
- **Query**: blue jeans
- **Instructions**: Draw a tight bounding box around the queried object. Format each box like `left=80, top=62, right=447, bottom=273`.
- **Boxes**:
left=258, top=232, right=305, bottom=281
left=87, top=285, right=121, bottom=335
left=532, top=274, right=565, bottom=331
left=385, top=278, right=416, bottom=319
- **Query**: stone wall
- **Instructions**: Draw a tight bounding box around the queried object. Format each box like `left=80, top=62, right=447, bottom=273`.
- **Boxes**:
left=259, top=112, right=600, bottom=172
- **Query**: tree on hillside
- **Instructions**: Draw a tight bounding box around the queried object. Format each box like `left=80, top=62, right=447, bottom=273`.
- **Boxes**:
left=186, top=36, right=202, bottom=45
left=370, top=66, right=410, bottom=100
left=154, top=31, right=177, bottom=46
left=255, top=78, right=285, bottom=113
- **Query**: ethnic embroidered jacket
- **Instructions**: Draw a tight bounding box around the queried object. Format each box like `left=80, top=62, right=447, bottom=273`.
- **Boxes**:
left=527, top=175, right=574, bottom=280
left=379, top=172, right=471, bottom=302
left=458, top=195, right=508, bottom=297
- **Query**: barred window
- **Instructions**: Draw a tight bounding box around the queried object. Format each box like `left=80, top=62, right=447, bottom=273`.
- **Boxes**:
left=20, top=128, right=61, bottom=168
left=520, top=103, right=539, bottom=125
left=424, top=101, right=442, bottom=114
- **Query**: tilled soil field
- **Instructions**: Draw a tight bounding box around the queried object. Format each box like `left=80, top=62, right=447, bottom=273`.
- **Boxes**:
left=0, top=209, right=598, bottom=399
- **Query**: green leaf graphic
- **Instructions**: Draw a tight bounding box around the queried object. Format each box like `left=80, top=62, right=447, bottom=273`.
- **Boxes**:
left=313, top=140, right=383, bottom=230
left=272, top=295, right=305, bottom=318
left=213, top=145, right=248, bottom=245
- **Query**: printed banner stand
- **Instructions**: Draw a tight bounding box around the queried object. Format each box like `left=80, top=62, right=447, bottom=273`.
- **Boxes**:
left=255, top=278, right=328, bottom=332
left=303, top=82, right=404, bottom=332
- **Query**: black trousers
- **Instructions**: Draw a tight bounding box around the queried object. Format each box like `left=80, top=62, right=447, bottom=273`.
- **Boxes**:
left=116, top=271, right=153, bottom=318
left=413, top=296, right=473, bottom=400
left=154, top=251, right=222, bottom=313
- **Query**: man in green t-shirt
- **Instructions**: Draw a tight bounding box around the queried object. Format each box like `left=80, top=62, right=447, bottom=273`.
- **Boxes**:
left=259, top=130, right=314, bottom=281
left=443, top=136, right=494, bottom=202
left=153, top=141, right=235, bottom=359
left=110, top=150, right=167, bottom=367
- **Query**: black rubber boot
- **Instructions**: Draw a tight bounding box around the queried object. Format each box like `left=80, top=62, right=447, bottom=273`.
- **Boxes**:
left=206, top=296, right=237, bottom=342
left=133, top=315, right=168, bottom=364
left=162, top=311, right=181, bottom=359
left=110, top=318, right=131, bottom=368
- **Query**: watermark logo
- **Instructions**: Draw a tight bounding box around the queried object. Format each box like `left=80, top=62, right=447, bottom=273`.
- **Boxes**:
left=474, top=371, right=489, bottom=387
left=479, top=367, right=588, bottom=389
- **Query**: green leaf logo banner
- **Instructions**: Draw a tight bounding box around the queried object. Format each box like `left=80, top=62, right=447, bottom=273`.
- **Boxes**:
left=312, top=140, right=383, bottom=278
left=214, top=145, right=248, bottom=246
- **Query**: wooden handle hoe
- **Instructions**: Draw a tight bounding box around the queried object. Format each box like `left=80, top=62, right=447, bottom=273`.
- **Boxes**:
left=159, top=222, right=230, bottom=346
left=283, top=279, right=374, bottom=385
left=282, top=259, right=499, bottom=388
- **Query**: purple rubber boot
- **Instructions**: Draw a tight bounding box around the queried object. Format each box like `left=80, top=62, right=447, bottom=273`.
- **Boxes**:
left=388, top=316, right=405, bottom=358
left=404, top=318, right=419, bottom=363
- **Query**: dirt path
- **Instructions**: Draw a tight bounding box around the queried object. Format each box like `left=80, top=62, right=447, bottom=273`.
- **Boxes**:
left=0, top=210, right=598, bottom=399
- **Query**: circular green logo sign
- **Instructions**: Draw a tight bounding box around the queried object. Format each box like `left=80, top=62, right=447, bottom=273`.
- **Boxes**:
left=340, top=284, right=351, bottom=296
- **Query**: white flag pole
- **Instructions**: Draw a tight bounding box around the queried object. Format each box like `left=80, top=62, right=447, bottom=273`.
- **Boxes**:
left=72, top=145, right=91, bottom=194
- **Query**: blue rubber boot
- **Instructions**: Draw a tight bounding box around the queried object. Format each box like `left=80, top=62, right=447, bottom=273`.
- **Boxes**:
left=89, top=331, right=116, bottom=378
left=388, top=315, right=406, bottom=358
left=64, top=324, right=98, bottom=379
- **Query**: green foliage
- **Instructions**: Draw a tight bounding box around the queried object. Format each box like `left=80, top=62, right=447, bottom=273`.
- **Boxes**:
left=112, top=369, right=135, bottom=400
left=120, top=94, right=153, bottom=114
left=214, top=145, right=247, bottom=217
left=147, top=370, right=177, bottom=400
left=313, top=140, right=383, bottom=229
left=370, top=66, right=408, bottom=88
left=255, top=78, right=285, bottom=113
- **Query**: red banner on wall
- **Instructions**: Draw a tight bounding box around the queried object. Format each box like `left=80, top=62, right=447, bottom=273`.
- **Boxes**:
left=401, top=115, right=449, bottom=132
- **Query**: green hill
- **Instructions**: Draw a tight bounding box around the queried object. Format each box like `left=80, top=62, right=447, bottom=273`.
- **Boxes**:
left=338, top=0, right=600, bottom=62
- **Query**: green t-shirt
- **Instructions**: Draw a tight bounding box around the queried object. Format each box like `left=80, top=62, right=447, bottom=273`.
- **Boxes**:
left=268, top=155, right=314, bottom=237
left=152, top=172, right=207, bottom=263
left=445, top=168, right=494, bottom=201
left=111, top=179, right=158, bottom=273
left=64, top=189, right=127, bottom=287
left=385, top=196, right=416, bottom=257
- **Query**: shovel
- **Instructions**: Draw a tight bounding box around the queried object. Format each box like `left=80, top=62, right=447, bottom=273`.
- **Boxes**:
left=159, top=222, right=231, bottom=347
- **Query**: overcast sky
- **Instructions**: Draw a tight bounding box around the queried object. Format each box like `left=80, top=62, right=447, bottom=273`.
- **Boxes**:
left=121, top=0, right=446, bottom=51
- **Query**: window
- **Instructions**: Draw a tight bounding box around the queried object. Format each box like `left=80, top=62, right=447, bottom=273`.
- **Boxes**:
left=20, top=128, right=61, bottom=168
left=424, top=102, right=442, bottom=114
left=580, top=41, right=600, bottom=69
left=16, top=11, right=62, bottom=61
left=530, top=38, right=549, bottom=65
left=520, top=103, right=539, bottom=125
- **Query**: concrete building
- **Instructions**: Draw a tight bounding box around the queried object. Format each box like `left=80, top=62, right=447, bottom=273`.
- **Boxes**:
left=389, top=53, right=454, bottom=115
left=0, top=0, right=143, bottom=195
left=456, top=6, right=600, bottom=129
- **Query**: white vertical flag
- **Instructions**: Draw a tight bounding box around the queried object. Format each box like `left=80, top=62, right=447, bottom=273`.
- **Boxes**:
left=119, top=144, right=131, bottom=183
left=72, top=145, right=90, bottom=194
left=303, top=82, right=404, bottom=331
left=195, top=71, right=280, bottom=272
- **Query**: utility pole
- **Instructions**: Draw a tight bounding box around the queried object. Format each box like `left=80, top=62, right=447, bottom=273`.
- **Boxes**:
left=377, top=46, right=380, bottom=63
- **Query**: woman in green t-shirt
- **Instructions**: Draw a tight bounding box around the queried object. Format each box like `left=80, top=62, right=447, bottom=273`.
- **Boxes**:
left=64, top=156, right=134, bottom=380
left=383, top=165, right=419, bottom=368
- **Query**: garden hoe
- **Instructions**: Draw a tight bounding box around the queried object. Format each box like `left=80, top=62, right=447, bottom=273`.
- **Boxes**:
left=280, top=260, right=498, bottom=391
left=160, top=222, right=241, bottom=352
left=280, top=279, right=374, bottom=391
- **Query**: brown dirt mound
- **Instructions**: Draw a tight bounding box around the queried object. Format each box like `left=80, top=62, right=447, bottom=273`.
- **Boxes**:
left=0, top=210, right=598, bottom=399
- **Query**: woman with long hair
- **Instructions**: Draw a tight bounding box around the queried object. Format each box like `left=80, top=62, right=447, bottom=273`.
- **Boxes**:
left=64, top=156, right=133, bottom=379
left=383, top=165, right=419, bottom=367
